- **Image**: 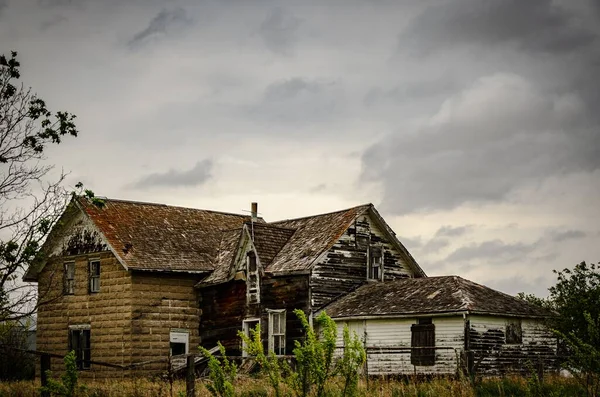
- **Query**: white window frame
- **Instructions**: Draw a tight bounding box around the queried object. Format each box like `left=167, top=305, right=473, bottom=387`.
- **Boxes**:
left=268, top=309, right=286, bottom=355
left=64, top=262, right=75, bottom=295
left=89, top=259, right=100, bottom=293
left=242, top=318, right=261, bottom=357
left=246, top=252, right=260, bottom=304
left=169, top=329, right=189, bottom=356
left=367, top=246, right=383, bottom=281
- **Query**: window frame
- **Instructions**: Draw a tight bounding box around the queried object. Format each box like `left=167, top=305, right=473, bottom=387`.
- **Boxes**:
left=242, top=318, right=261, bottom=357
left=88, top=259, right=101, bottom=293
left=268, top=309, right=286, bottom=356
left=68, top=325, right=91, bottom=370
left=246, top=252, right=260, bottom=305
left=367, top=246, right=384, bottom=281
left=505, top=319, right=523, bottom=344
left=64, top=262, right=75, bottom=295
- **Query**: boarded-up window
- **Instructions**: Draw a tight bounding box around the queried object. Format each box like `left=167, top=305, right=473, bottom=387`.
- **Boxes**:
left=368, top=246, right=383, bottom=281
left=268, top=310, right=286, bottom=355
left=506, top=319, right=522, bottom=344
left=69, top=328, right=91, bottom=370
left=411, top=319, right=435, bottom=366
left=247, top=252, right=260, bottom=304
left=88, top=260, right=100, bottom=293
left=64, top=262, right=75, bottom=295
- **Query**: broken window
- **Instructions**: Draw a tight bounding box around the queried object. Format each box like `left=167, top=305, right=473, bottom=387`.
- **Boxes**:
left=268, top=310, right=286, bottom=355
left=411, top=318, right=435, bottom=366
left=247, top=252, right=260, bottom=304
left=64, top=262, right=75, bottom=295
left=170, top=329, right=189, bottom=356
left=242, top=319, right=260, bottom=357
left=69, top=327, right=91, bottom=370
left=506, top=319, right=523, bottom=344
left=89, top=260, right=100, bottom=293
left=368, top=246, right=383, bottom=281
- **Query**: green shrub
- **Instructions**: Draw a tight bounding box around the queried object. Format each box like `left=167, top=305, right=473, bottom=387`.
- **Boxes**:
left=40, top=351, right=85, bottom=397
left=199, top=342, right=237, bottom=397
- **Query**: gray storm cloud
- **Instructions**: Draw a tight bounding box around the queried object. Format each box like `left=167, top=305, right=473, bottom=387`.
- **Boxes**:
left=128, top=7, right=193, bottom=49
left=132, top=159, right=213, bottom=189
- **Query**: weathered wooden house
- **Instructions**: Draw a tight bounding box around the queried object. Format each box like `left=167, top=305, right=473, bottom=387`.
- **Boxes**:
left=321, top=276, right=557, bottom=376
left=25, top=196, right=555, bottom=377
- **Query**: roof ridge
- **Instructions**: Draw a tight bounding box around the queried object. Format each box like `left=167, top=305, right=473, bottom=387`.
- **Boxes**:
left=78, top=196, right=250, bottom=218
left=248, top=222, right=297, bottom=232
left=270, top=203, right=372, bottom=224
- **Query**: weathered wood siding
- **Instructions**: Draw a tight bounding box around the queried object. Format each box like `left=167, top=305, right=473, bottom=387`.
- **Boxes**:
left=130, top=272, right=202, bottom=373
left=334, top=316, right=464, bottom=375
left=199, top=280, right=247, bottom=355
left=261, top=275, right=310, bottom=355
left=311, top=213, right=415, bottom=308
left=467, top=315, right=558, bottom=375
left=37, top=251, right=132, bottom=378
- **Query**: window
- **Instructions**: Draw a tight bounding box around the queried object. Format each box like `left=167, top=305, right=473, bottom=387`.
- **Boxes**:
left=368, top=246, right=383, bottom=281
left=247, top=252, right=260, bottom=304
left=242, top=319, right=260, bottom=357
left=170, top=329, right=189, bottom=356
left=69, top=327, right=91, bottom=370
left=268, top=310, right=286, bottom=355
left=64, top=262, right=75, bottom=295
left=411, top=318, right=435, bottom=366
left=89, top=260, right=100, bottom=293
left=506, top=319, right=522, bottom=344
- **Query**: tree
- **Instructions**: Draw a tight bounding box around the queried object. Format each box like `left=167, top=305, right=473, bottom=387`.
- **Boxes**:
left=520, top=262, right=600, bottom=396
left=0, top=51, right=78, bottom=321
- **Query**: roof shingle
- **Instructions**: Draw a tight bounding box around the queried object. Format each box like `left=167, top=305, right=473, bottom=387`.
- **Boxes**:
left=77, top=197, right=252, bottom=272
left=321, top=276, right=552, bottom=318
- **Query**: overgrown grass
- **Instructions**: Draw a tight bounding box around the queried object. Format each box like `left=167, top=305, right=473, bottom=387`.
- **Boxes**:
left=0, top=375, right=586, bottom=397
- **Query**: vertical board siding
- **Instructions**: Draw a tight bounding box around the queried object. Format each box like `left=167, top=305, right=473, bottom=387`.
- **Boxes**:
left=260, top=275, right=310, bottom=355
left=334, top=317, right=464, bottom=375
left=468, top=315, right=558, bottom=375
left=311, top=214, right=414, bottom=309
left=199, top=281, right=247, bottom=355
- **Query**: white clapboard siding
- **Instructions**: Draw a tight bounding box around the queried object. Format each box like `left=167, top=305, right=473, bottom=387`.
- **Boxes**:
left=334, top=316, right=465, bottom=375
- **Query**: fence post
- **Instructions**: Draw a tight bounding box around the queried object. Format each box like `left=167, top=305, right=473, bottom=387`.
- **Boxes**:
left=186, top=355, right=196, bottom=397
left=41, top=353, right=51, bottom=397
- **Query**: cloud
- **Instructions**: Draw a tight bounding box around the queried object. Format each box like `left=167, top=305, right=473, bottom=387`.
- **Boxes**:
left=128, top=7, right=193, bottom=49
left=131, top=160, right=213, bottom=189
left=434, top=225, right=473, bottom=238
left=364, top=76, right=458, bottom=106
left=0, top=0, right=7, bottom=17
left=422, top=238, right=450, bottom=254
left=445, top=239, right=539, bottom=263
left=362, top=73, right=600, bottom=214
left=547, top=229, right=587, bottom=242
left=399, top=0, right=596, bottom=56
left=249, top=77, right=341, bottom=124
left=259, top=7, right=301, bottom=56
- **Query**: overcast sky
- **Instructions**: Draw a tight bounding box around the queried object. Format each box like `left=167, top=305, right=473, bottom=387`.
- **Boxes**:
left=2, top=0, right=599, bottom=297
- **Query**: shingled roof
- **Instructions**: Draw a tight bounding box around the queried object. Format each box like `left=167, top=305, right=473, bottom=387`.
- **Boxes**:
left=321, top=276, right=552, bottom=318
left=76, top=197, right=253, bottom=273
left=267, top=205, right=372, bottom=273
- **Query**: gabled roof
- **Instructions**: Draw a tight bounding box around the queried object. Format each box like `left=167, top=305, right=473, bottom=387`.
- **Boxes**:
left=321, top=276, right=552, bottom=319
left=267, top=204, right=372, bottom=273
left=75, top=197, right=253, bottom=273
left=249, top=222, right=295, bottom=268
left=198, top=228, right=245, bottom=286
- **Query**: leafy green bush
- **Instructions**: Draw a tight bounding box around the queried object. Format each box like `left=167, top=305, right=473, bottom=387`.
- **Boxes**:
left=336, top=325, right=366, bottom=397
left=40, top=351, right=85, bottom=397
left=199, top=342, right=237, bottom=397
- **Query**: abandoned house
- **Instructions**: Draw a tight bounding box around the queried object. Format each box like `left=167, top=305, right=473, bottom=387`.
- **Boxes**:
left=24, top=196, right=556, bottom=377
